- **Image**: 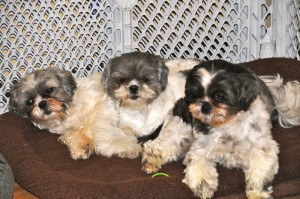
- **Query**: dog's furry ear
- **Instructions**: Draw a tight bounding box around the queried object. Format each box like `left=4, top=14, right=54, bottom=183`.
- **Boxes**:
left=50, top=68, right=77, bottom=97
left=238, top=75, right=260, bottom=111
left=8, top=84, right=23, bottom=116
left=101, top=62, right=110, bottom=91
left=157, top=58, right=169, bottom=91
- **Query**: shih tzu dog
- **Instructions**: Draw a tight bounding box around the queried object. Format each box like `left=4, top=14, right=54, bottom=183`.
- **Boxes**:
left=9, top=67, right=105, bottom=160
left=92, top=51, right=201, bottom=159
left=142, top=60, right=300, bottom=198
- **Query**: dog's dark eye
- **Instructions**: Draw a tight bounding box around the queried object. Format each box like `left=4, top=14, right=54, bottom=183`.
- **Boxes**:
left=213, top=92, right=225, bottom=102
left=26, top=98, right=34, bottom=106
left=46, top=87, right=55, bottom=95
left=185, top=86, right=204, bottom=104
left=117, top=77, right=126, bottom=84
left=142, top=77, right=150, bottom=83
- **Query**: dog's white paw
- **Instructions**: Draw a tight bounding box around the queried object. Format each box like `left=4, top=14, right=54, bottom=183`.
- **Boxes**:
left=182, top=176, right=217, bottom=199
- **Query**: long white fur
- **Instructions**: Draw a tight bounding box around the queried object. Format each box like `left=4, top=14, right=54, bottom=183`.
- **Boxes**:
left=260, top=74, right=300, bottom=128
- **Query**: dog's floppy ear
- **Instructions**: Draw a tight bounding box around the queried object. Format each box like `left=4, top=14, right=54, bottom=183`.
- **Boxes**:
left=50, top=68, right=77, bottom=97
left=157, top=58, right=169, bottom=91
left=238, top=74, right=260, bottom=111
left=8, top=83, right=26, bottom=117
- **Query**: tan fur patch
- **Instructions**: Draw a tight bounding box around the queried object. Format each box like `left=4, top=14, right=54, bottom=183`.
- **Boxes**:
left=210, top=107, right=236, bottom=127
left=59, top=130, right=95, bottom=160
left=117, top=84, right=156, bottom=109
left=189, top=103, right=236, bottom=127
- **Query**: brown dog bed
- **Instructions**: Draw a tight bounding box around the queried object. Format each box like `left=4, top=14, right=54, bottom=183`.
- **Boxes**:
left=0, top=58, right=299, bottom=198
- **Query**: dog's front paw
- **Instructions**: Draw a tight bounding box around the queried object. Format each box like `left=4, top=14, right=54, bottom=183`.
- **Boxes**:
left=246, top=189, right=273, bottom=199
left=59, top=133, right=95, bottom=160
left=182, top=176, right=217, bottom=199
left=70, top=142, right=94, bottom=160
left=117, top=145, right=142, bottom=159
left=183, top=162, right=218, bottom=199
left=142, top=162, right=161, bottom=174
left=141, top=150, right=163, bottom=173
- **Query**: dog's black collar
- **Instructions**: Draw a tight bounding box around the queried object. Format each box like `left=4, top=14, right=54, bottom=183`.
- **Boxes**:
left=137, top=123, right=163, bottom=145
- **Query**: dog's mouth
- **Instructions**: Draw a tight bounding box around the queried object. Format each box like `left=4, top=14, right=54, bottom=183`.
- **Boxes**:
left=44, top=109, right=52, bottom=115
left=44, top=103, right=68, bottom=115
left=129, top=95, right=139, bottom=100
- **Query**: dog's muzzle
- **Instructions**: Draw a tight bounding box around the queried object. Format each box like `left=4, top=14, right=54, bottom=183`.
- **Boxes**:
left=38, top=100, right=52, bottom=115
left=201, top=102, right=212, bottom=114
left=129, top=85, right=139, bottom=100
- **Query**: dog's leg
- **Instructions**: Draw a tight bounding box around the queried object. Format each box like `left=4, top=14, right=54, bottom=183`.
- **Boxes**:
left=244, top=142, right=279, bottom=199
left=93, top=123, right=142, bottom=159
left=59, top=130, right=95, bottom=160
left=142, top=116, right=193, bottom=173
left=182, top=151, right=218, bottom=199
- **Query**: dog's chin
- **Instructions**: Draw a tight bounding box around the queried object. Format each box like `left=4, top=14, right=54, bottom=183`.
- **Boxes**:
left=31, top=108, right=66, bottom=124
left=189, top=103, right=236, bottom=127
left=129, top=95, right=139, bottom=101
left=120, top=95, right=150, bottom=109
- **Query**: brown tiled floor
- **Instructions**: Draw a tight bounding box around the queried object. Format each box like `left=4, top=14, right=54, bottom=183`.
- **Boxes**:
left=13, top=183, right=38, bottom=199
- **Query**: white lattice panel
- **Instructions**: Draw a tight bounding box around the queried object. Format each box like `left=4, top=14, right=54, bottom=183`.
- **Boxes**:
left=0, top=0, right=300, bottom=114
left=132, top=0, right=252, bottom=62
left=273, top=0, right=300, bottom=59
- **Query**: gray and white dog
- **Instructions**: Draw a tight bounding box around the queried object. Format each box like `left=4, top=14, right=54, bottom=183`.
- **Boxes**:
left=91, top=51, right=201, bottom=158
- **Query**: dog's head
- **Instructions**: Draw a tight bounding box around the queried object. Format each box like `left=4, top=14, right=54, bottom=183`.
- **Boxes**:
left=102, top=51, right=169, bottom=108
left=9, top=67, right=77, bottom=128
left=185, top=60, right=260, bottom=127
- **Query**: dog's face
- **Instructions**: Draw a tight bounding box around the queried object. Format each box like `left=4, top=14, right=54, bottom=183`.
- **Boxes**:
left=102, top=51, right=169, bottom=108
left=185, top=60, right=260, bottom=127
left=9, top=67, right=77, bottom=128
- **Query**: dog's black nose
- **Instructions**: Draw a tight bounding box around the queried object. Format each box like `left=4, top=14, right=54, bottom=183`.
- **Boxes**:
left=38, top=100, right=47, bottom=110
left=129, top=85, right=139, bottom=94
left=201, top=102, right=212, bottom=114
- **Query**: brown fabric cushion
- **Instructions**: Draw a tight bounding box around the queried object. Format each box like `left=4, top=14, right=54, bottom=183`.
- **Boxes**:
left=0, top=58, right=299, bottom=198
